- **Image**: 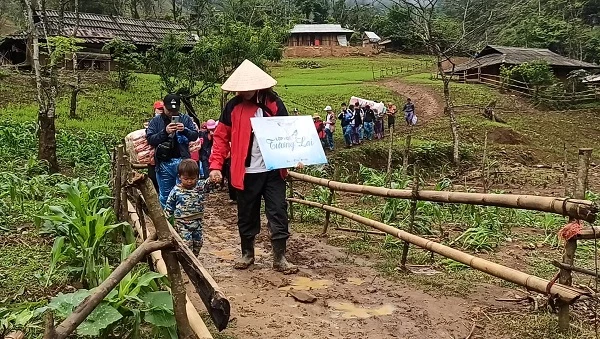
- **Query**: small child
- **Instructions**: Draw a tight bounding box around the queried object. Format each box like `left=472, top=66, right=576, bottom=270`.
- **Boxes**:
left=165, top=159, right=212, bottom=256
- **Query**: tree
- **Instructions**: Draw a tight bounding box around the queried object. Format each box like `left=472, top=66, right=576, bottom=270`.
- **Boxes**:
left=146, top=20, right=288, bottom=118
left=23, top=0, right=75, bottom=172
left=102, top=38, right=142, bottom=90
left=382, top=0, right=492, bottom=165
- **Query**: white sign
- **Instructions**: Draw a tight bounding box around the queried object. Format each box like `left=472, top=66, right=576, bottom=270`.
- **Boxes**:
left=250, top=116, right=328, bottom=170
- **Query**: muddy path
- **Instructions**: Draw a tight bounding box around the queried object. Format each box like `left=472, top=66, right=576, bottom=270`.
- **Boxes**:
left=380, top=79, right=445, bottom=124
left=191, top=192, right=524, bottom=339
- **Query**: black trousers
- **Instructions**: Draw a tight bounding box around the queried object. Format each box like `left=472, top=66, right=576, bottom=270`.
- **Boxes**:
left=237, top=170, right=289, bottom=241
left=223, top=159, right=237, bottom=201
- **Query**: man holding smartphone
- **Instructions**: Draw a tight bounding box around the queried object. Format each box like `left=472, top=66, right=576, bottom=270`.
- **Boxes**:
left=146, top=94, right=199, bottom=207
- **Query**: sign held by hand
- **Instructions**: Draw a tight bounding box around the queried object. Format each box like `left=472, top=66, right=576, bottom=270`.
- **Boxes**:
left=250, top=116, right=328, bottom=170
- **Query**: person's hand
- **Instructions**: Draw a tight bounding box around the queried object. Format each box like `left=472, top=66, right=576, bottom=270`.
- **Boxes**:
left=296, top=162, right=305, bottom=169
left=175, top=123, right=185, bottom=132
left=209, top=170, right=223, bottom=183
left=166, top=123, right=177, bottom=134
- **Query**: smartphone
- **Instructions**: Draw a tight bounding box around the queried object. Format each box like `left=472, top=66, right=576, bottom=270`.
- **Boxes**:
left=171, top=116, right=180, bottom=124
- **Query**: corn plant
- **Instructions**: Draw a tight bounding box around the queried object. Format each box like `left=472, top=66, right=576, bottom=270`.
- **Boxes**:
left=37, top=179, right=126, bottom=287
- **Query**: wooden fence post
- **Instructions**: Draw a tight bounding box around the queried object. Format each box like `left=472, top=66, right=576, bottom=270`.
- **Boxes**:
left=323, top=166, right=340, bottom=235
left=371, top=65, right=375, bottom=80
left=403, top=129, right=412, bottom=173
left=113, top=146, right=123, bottom=221
left=136, top=177, right=196, bottom=339
left=386, top=125, right=395, bottom=185
left=322, top=188, right=335, bottom=235
left=401, top=165, right=419, bottom=268
left=558, top=147, right=592, bottom=332
left=482, top=132, right=489, bottom=193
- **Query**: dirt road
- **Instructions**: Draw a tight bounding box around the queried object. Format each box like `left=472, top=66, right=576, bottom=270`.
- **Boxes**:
left=380, top=79, right=445, bottom=123
left=193, top=193, right=521, bottom=339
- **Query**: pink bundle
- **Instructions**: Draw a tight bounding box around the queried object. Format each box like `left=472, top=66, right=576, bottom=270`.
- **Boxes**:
left=125, top=129, right=155, bottom=165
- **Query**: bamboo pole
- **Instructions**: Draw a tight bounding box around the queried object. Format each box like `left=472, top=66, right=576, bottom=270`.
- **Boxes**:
left=52, top=238, right=172, bottom=339
left=401, top=165, right=419, bottom=268
left=287, top=172, right=597, bottom=222
left=127, top=200, right=213, bottom=339
left=558, top=148, right=592, bottom=332
left=288, top=198, right=590, bottom=303
left=335, top=227, right=386, bottom=236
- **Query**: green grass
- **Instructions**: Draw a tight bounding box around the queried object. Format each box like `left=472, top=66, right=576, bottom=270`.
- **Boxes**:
left=0, top=236, right=52, bottom=301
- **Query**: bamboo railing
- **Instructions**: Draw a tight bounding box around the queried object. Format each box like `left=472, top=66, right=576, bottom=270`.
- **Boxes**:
left=288, top=198, right=590, bottom=303
left=287, top=172, right=598, bottom=222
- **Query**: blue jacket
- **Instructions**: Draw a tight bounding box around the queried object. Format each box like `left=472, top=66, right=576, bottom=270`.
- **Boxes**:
left=146, top=114, right=199, bottom=163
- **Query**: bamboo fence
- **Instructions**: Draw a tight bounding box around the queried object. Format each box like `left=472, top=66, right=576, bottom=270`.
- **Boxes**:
left=288, top=198, right=590, bottom=303
left=287, top=172, right=598, bottom=222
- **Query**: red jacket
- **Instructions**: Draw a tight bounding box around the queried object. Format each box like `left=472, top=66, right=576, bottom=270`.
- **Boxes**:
left=209, top=93, right=289, bottom=190
left=314, top=120, right=325, bottom=139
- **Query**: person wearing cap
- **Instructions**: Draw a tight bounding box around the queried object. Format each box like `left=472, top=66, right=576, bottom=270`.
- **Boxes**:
left=146, top=94, right=199, bottom=207
left=323, top=106, right=335, bottom=151
left=153, top=100, right=164, bottom=115
left=208, top=59, right=298, bottom=274
left=200, top=119, right=217, bottom=179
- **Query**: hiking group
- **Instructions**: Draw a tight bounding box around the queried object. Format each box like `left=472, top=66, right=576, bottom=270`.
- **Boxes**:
left=311, top=97, right=417, bottom=151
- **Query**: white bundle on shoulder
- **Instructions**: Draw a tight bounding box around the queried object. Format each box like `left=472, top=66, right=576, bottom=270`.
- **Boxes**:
left=125, top=129, right=155, bottom=165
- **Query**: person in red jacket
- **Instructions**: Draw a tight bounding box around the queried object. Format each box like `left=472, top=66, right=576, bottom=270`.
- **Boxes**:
left=208, top=60, right=298, bottom=274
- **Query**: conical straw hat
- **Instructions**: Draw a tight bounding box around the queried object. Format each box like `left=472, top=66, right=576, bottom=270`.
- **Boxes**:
left=221, top=59, right=277, bottom=92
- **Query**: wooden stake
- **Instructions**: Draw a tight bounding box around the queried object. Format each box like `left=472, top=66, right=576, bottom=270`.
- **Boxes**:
left=563, top=143, right=569, bottom=197
left=482, top=132, right=488, bottom=193
left=558, top=147, right=592, bottom=332
left=322, top=188, right=335, bottom=235
left=114, top=145, right=123, bottom=221
left=403, top=129, right=412, bottom=174
left=401, top=165, right=419, bottom=268
left=43, top=312, right=55, bottom=339
left=386, top=125, right=395, bottom=186
left=119, top=146, right=130, bottom=222
left=134, top=175, right=196, bottom=339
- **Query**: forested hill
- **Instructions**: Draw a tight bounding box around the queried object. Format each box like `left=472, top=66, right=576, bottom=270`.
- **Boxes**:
left=1, top=0, right=599, bottom=63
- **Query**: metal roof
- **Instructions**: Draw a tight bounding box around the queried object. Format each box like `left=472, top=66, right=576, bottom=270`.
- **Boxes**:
left=363, top=31, right=381, bottom=42
left=290, top=24, right=353, bottom=34
left=451, top=45, right=600, bottom=72
left=8, top=10, right=195, bottom=46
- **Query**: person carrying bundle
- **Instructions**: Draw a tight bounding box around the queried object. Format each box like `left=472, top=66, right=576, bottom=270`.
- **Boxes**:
left=146, top=94, right=199, bottom=207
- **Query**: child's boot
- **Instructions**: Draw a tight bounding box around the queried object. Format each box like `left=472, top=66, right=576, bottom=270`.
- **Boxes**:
left=272, top=239, right=298, bottom=274
left=234, top=237, right=255, bottom=269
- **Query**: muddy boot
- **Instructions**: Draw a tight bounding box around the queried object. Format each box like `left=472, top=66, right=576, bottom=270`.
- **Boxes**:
left=234, top=237, right=255, bottom=270
left=272, top=239, right=298, bottom=274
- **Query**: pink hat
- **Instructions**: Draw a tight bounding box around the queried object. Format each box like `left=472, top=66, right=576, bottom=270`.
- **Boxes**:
left=206, top=119, right=217, bottom=130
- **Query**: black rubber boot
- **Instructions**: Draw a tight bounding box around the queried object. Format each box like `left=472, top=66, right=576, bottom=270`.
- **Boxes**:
left=272, top=239, right=298, bottom=274
left=234, top=237, right=255, bottom=270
